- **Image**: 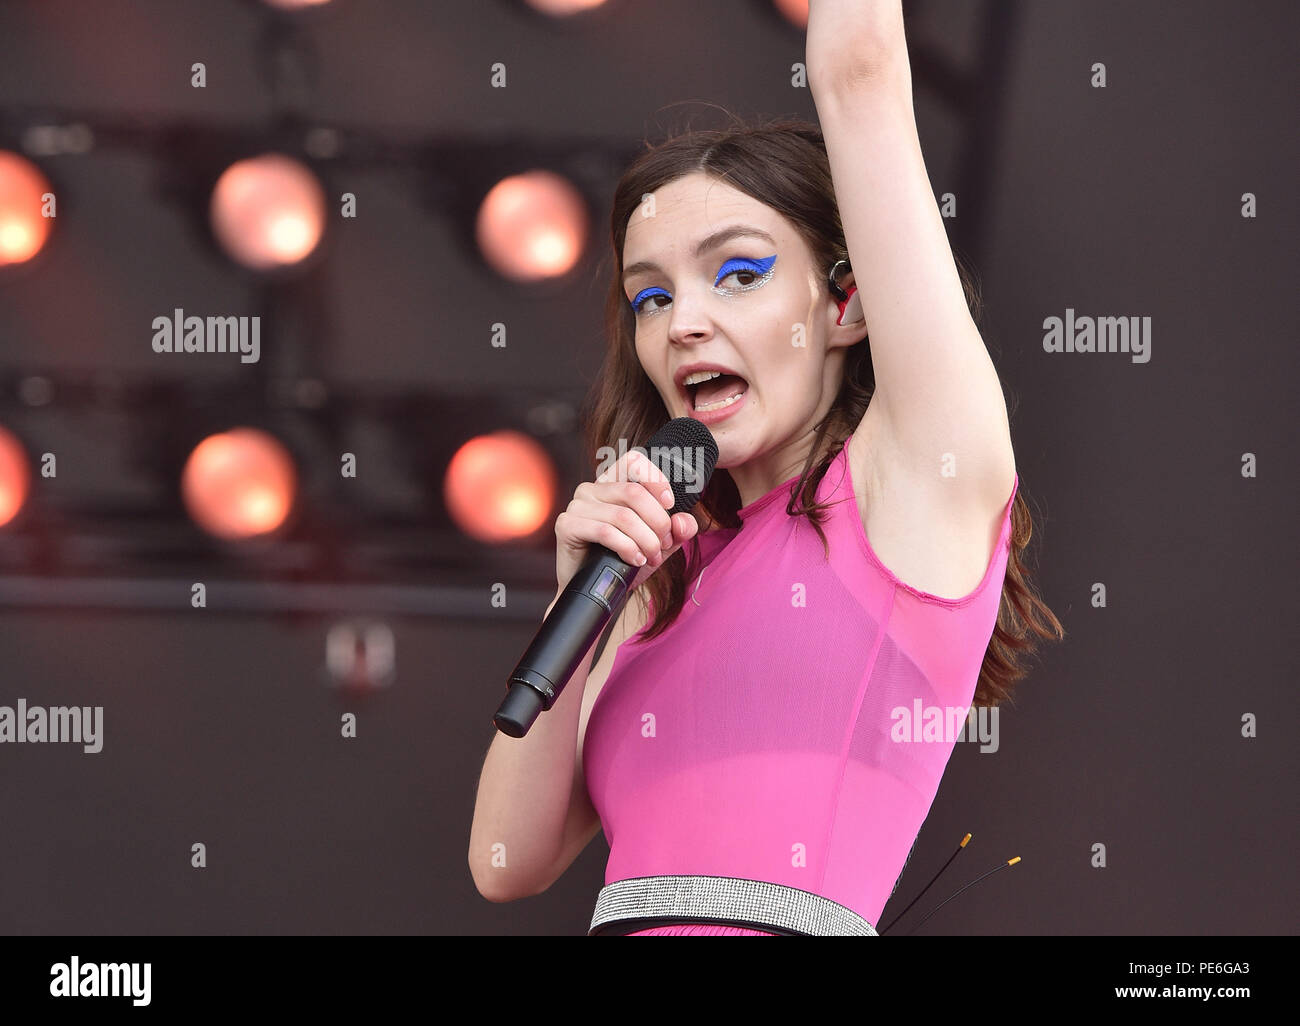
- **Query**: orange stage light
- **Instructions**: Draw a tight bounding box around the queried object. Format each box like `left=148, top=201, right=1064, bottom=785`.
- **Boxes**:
left=524, top=0, right=608, bottom=14
left=0, top=151, right=54, bottom=266
left=475, top=170, right=588, bottom=282
left=210, top=154, right=327, bottom=271
left=444, top=431, right=558, bottom=543
left=182, top=428, right=297, bottom=539
left=773, top=0, right=809, bottom=29
left=0, top=425, right=31, bottom=527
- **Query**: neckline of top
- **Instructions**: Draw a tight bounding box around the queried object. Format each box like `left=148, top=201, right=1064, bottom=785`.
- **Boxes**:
left=735, top=433, right=853, bottom=522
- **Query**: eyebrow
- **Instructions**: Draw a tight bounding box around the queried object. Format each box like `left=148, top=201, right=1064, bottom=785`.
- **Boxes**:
left=622, top=225, right=778, bottom=284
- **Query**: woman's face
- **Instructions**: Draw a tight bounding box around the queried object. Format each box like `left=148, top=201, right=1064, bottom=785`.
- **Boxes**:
left=622, top=172, right=852, bottom=476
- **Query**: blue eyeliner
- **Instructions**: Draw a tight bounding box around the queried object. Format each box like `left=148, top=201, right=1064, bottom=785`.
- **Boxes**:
left=712, top=254, right=777, bottom=297
left=628, top=253, right=778, bottom=315
left=629, top=286, right=671, bottom=314
left=714, top=254, right=776, bottom=284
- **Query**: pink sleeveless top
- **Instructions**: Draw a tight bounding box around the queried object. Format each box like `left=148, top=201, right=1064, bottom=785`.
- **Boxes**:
left=583, top=432, right=1018, bottom=936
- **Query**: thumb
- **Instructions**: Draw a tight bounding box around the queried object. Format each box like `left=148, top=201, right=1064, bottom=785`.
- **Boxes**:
left=668, top=512, right=699, bottom=552
left=629, top=513, right=698, bottom=591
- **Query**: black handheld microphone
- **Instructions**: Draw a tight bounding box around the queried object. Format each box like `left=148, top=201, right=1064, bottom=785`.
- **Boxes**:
left=493, top=418, right=718, bottom=737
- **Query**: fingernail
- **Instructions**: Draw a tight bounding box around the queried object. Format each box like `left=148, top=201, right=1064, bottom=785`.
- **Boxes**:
left=660, top=489, right=673, bottom=507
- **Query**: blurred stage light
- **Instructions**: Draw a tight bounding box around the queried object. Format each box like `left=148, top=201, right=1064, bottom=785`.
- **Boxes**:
left=443, top=431, right=557, bottom=543
left=475, top=170, right=588, bottom=282
left=773, top=0, right=809, bottom=28
left=0, top=425, right=31, bottom=528
left=0, top=150, right=54, bottom=266
left=262, top=0, right=333, bottom=9
left=524, top=0, right=608, bottom=15
left=326, top=620, right=395, bottom=692
left=209, top=154, right=327, bottom=271
left=182, top=428, right=297, bottom=539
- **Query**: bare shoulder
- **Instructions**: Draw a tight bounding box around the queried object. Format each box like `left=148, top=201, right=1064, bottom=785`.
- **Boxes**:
left=847, top=402, right=1016, bottom=601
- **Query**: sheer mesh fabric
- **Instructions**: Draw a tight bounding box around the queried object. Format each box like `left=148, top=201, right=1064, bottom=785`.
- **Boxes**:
left=584, top=432, right=1018, bottom=935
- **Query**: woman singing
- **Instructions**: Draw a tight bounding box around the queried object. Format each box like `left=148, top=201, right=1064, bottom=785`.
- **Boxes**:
left=470, top=0, right=1062, bottom=935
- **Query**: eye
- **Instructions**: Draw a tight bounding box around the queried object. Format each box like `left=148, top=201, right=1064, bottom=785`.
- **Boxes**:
left=630, top=286, right=671, bottom=315
left=714, top=254, right=777, bottom=291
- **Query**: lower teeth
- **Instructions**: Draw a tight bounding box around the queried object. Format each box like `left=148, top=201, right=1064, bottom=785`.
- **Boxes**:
left=696, top=391, right=744, bottom=413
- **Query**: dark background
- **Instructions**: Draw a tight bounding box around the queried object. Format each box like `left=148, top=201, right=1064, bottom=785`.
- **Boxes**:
left=0, top=0, right=1294, bottom=935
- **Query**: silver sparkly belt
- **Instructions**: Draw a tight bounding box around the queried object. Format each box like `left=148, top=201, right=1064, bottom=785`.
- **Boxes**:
left=588, top=874, right=879, bottom=936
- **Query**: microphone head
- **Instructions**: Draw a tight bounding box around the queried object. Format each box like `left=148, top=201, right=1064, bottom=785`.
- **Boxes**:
left=641, top=418, right=718, bottom=515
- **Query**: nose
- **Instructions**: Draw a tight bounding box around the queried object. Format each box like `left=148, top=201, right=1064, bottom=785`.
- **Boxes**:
left=665, top=286, right=715, bottom=347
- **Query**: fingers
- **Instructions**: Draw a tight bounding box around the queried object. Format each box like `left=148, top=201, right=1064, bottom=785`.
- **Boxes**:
left=588, top=450, right=676, bottom=537
left=558, top=513, right=651, bottom=568
left=567, top=493, right=669, bottom=566
left=596, top=449, right=675, bottom=505
left=563, top=449, right=697, bottom=572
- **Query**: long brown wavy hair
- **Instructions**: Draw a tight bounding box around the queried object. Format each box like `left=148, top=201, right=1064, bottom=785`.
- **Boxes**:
left=580, top=113, right=1063, bottom=706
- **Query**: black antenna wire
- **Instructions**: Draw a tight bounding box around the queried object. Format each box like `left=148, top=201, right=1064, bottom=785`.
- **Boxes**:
left=902, top=856, right=1021, bottom=936
left=878, top=832, right=971, bottom=935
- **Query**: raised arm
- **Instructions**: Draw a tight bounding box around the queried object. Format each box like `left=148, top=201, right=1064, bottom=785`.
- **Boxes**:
left=807, top=0, right=1015, bottom=510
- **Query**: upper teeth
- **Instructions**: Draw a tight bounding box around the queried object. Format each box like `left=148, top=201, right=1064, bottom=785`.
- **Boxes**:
left=683, top=370, right=724, bottom=386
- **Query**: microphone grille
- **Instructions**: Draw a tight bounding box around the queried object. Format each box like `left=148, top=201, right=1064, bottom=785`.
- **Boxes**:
left=642, top=418, right=718, bottom=515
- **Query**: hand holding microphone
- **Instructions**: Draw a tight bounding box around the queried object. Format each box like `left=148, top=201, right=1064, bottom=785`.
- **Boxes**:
left=494, top=418, right=717, bottom=737
left=554, top=448, right=699, bottom=598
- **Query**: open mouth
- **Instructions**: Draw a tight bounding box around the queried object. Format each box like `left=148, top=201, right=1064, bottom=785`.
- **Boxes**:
left=686, top=372, right=749, bottom=412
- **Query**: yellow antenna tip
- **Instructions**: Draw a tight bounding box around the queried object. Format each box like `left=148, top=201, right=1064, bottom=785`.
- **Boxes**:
left=1007, top=856, right=1021, bottom=866
left=960, top=833, right=972, bottom=847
